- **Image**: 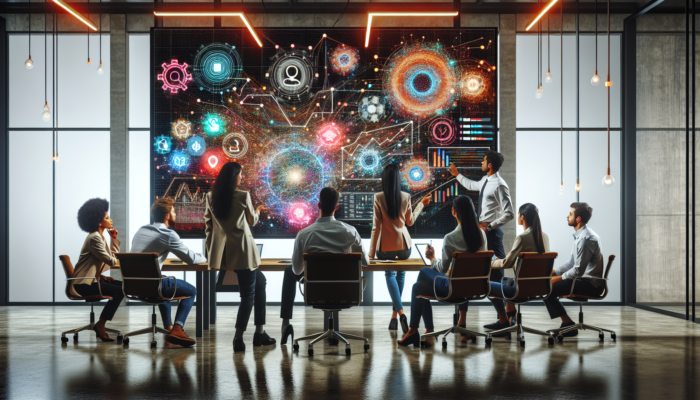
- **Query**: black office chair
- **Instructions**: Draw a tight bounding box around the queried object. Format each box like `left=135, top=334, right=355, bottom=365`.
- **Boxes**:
left=548, top=255, right=618, bottom=342
left=292, top=253, right=370, bottom=356
left=116, top=253, right=192, bottom=348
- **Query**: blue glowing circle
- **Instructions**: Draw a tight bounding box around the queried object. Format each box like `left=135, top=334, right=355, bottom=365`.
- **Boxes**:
left=154, top=135, right=172, bottom=155
left=187, top=136, right=206, bottom=156
left=267, top=148, right=324, bottom=204
left=406, top=66, right=439, bottom=99
left=359, top=151, right=380, bottom=171
left=409, top=166, right=425, bottom=182
left=339, top=54, right=351, bottom=66
left=170, top=151, right=190, bottom=172
left=193, top=43, right=242, bottom=93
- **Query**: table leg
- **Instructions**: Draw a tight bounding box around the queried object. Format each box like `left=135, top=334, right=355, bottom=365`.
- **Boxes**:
left=196, top=271, right=203, bottom=338
left=210, top=271, right=217, bottom=325
left=204, top=271, right=211, bottom=330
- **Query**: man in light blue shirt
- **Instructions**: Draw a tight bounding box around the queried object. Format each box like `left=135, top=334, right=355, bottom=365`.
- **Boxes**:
left=279, top=187, right=369, bottom=345
left=131, top=198, right=206, bottom=346
left=545, top=202, right=605, bottom=337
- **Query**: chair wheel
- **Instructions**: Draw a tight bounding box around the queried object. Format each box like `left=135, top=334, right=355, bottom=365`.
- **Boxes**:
left=470, top=334, right=477, bottom=343
left=293, top=344, right=299, bottom=352
left=117, top=335, right=123, bottom=344
left=420, top=340, right=427, bottom=348
left=442, top=341, right=447, bottom=349
left=557, top=335, right=564, bottom=343
left=364, top=344, right=370, bottom=352
left=73, top=334, right=79, bottom=342
left=548, top=336, right=554, bottom=345
left=123, top=337, right=130, bottom=345
left=611, top=333, right=616, bottom=341
left=308, top=349, right=314, bottom=357
left=60, top=336, right=68, bottom=343
left=345, top=348, right=351, bottom=356
left=485, top=337, right=492, bottom=346
left=151, top=341, right=157, bottom=349
left=599, top=333, right=604, bottom=341
left=520, top=340, right=525, bottom=347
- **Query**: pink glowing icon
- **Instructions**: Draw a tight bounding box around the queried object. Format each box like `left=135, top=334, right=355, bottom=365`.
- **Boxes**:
left=288, top=203, right=312, bottom=225
left=208, top=155, right=218, bottom=168
left=318, top=124, right=341, bottom=147
left=293, top=208, right=305, bottom=219
left=157, top=59, right=193, bottom=94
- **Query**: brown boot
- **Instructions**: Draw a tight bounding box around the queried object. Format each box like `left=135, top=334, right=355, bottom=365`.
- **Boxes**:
left=166, top=325, right=196, bottom=347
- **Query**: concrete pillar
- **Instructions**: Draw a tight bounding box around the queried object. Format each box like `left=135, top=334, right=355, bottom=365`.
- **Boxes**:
left=110, top=15, right=128, bottom=254
left=499, top=15, right=517, bottom=252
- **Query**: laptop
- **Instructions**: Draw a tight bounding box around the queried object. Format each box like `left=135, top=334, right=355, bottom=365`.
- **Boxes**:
left=215, top=244, right=264, bottom=292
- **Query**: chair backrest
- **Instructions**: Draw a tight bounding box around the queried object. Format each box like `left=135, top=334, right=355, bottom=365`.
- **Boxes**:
left=303, top=253, right=363, bottom=307
left=116, top=253, right=164, bottom=299
left=59, top=255, right=80, bottom=300
left=441, top=251, right=494, bottom=300
left=598, top=255, right=616, bottom=299
left=512, top=252, right=558, bottom=301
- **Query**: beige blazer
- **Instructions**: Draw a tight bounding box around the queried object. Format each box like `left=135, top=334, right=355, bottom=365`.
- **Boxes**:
left=369, top=192, right=424, bottom=258
left=492, top=228, right=550, bottom=270
left=204, top=190, right=261, bottom=271
left=70, top=232, right=120, bottom=296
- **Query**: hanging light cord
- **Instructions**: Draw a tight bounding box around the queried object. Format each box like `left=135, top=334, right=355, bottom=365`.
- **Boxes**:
left=44, top=3, right=47, bottom=105
left=607, top=0, right=610, bottom=173
left=560, top=0, right=563, bottom=186
left=547, top=6, right=550, bottom=73
left=28, top=2, right=31, bottom=57
left=99, top=0, right=102, bottom=64
left=595, top=0, right=598, bottom=75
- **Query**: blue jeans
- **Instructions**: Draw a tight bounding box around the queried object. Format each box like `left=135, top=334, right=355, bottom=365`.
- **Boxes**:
left=377, top=248, right=411, bottom=312
left=488, top=278, right=515, bottom=316
left=158, top=278, right=196, bottom=328
left=234, top=269, right=267, bottom=330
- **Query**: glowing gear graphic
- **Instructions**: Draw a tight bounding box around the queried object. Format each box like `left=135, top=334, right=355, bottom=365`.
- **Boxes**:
left=222, top=132, right=249, bottom=159
left=171, top=118, right=192, bottom=140
left=187, top=136, right=206, bottom=156
left=169, top=151, right=190, bottom=171
left=359, top=96, right=390, bottom=123
left=154, top=135, right=172, bottom=155
left=157, top=59, right=193, bottom=94
left=429, top=118, right=457, bottom=146
left=359, top=150, right=380, bottom=171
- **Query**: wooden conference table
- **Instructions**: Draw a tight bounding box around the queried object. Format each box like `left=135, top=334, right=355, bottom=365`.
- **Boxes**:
left=119, top=258, right=427, bottom=338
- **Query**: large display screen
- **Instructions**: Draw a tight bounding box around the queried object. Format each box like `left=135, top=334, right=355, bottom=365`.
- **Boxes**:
left=152, top=28, right=498, bottom=238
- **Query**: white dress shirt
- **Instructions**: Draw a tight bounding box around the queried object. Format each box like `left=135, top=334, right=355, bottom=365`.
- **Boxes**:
left=456, top=172, right=514, bottom=229
left=554, top=225, right=604, bottom=287
left=292, top=216, right=369, bottom=275
left=131, top=223, right=207, bottom=267
left=431, top=225, right=488, bottom=274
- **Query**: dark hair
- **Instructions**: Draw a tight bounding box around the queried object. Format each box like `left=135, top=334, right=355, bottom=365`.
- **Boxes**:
left=485, top=150, right=504, bottom=172
left=381, top=164, right=402, bottom=220
left=519, top=203, right=546, bottom=253
left=452, top=195, right=483, bottom=253
left=570, top=202, right=593, bottom=224
left=211, top=162, right=242, bottom=221
left=77, top=198, right=109, bottom=233
left=151, top=197, right=175, bottom=223
left=319, top=187, right=340, bottom=215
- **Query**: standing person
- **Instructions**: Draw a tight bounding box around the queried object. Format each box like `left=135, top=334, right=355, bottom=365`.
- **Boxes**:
left=449, top=150, right=514, bottom=331
left=546, top=203, right=605, bottom=337
left=369, top=164, right=431, bottom=334
left=279, top=187, right=370, bottom=345
left=71, top=198, right=124, bottom=342
left=131, top=198, right=205, bottom=347
left=204, top=162, right=275, bottom=353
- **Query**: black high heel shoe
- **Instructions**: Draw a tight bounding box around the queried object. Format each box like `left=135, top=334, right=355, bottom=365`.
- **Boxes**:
left=399, top=315, right=409, bottom=334
left=93, top=325, right=115, bottom=342
left=397, top=331, right=421, bottom=348
left=388, top=318, right=398, bottom=331
left=281, top=325, right=294, bottom=345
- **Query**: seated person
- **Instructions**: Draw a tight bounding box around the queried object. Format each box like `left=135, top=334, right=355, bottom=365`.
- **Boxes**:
left=130, top=198, right=206, bottom=347
left=71, top=198, right=125, bottom=342
left=398, top=195, right=487, bottom=347
left=280, top=187, right=370, bottom=344
left=486, top=203, right=550, bottom=332
left=545, top=202, right=605, bottom=336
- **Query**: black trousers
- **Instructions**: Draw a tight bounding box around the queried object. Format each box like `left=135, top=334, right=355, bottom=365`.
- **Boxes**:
left=543, top=279, right=604, bottom=319
left=280, top=265, right=303, bottom=320
left=461, top=227, right=506, bottom=313
left=73, top=280, right=125, bottom=321
left=234, top=269, right=267, bottom=330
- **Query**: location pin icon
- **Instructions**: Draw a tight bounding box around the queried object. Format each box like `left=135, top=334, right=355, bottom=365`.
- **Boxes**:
left=208, top=155, right=218, bottom=168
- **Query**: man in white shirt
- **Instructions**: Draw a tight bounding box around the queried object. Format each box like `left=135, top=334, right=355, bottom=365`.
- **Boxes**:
left=280, top=187, right=369, bottom=344
left=449, top=150, right=515, bottom=330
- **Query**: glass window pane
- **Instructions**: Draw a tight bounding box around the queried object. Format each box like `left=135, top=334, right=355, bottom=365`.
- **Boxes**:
left=9, top=34, right=55, bottom=129
left=129, top=34, right=150, bottom=128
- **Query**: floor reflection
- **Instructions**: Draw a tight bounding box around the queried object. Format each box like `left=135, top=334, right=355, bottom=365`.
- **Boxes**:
left=1, top=305, right=698, bottom=399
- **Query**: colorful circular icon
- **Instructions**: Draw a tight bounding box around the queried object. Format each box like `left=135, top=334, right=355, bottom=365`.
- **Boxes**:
left=170, top=151, right=190, bottom=172
left=359, top=150, right=380, bottom=171
left=222, top=132, right=249, bottom=159
left=171, top=119, right=192, bottom=140
left=429, top=118, right=457, bottom=146
left=157, top=59, right=192, bottom=94
left=154, top=135, right=172, bottom=155
left=187, top=136, right=206, bottom=156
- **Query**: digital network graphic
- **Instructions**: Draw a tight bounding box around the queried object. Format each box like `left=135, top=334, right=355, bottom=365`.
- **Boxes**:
left=153, top=28, right=497, bottom=238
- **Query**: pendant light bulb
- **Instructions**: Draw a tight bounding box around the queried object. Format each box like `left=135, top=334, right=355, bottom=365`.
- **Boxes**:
left=591, top=72, right=601, bottom=86
left=42, top=102, right=50, bottom=121
left=25, top=55, right=34, bottom=69
left=602, top=168, right=615, bottom=187
left=575, top=180, right=581, bottom=192
left=545, top=70, right=553, bottom=83
left=535, top=86, right=543, bottom=99
left=559, top=183, right=564, bottom=195
left=97, top=62, right=104, bottom=75
left=87, top=58, right=91, bottom=65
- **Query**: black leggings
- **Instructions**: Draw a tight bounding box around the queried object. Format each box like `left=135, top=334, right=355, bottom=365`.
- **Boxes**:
left=73, top=280, right=125, bottom=321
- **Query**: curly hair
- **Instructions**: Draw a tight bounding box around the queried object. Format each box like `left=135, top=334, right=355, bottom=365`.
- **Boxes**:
left=77, top=198, right=109, bottom=233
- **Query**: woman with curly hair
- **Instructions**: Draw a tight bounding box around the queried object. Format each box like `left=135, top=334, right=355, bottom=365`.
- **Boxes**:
left=71, top=198, right=124, bottom=342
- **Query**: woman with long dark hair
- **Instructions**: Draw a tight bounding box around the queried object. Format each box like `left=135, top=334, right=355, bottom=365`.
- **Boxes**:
left=398, top=195, right=487, bottom=347
left=369, top=164, right=431, bottom=334
left=204, top=162, right=275, bottom=352
left=487, top=203, right=549, bottom=330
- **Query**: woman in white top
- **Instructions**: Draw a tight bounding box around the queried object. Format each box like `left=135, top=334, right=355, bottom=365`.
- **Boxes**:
left=398, top=196, right=487, bottom=347
left=488, top=203, right=550, bottom=329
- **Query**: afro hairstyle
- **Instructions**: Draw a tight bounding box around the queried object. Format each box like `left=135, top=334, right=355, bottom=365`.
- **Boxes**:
left=77, top=198, right=109, bottom=233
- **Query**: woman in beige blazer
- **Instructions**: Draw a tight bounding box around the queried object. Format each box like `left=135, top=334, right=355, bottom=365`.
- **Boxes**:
left=204, top=162, right=275, bottom=352
left=369, top=164, right=431, bottom=334
left=71, top=198, right=124, bottom=342
left=488, top=203, right=550, bottom=331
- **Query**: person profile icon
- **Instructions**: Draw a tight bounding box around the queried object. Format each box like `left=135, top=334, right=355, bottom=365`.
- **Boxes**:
left=283, top=65, right=301, bottom=87
left=229, top=140, right=240, bottom=153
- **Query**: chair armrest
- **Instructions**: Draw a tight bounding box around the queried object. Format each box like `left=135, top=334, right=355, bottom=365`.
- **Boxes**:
left=362, top=276, right=368, bottom=292
left=163, top=276, right=178, bottom=301
left=298, top=280, right=305, bottom=298
left=66, top=277, right=98, bottom=281
left=433, top=275, right=449, bottom=300
left=490, top=264, right=511, bottom=270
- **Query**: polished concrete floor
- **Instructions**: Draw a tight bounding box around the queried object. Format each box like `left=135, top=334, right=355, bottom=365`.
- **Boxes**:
left=1, top=305, right=699, bottom=399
